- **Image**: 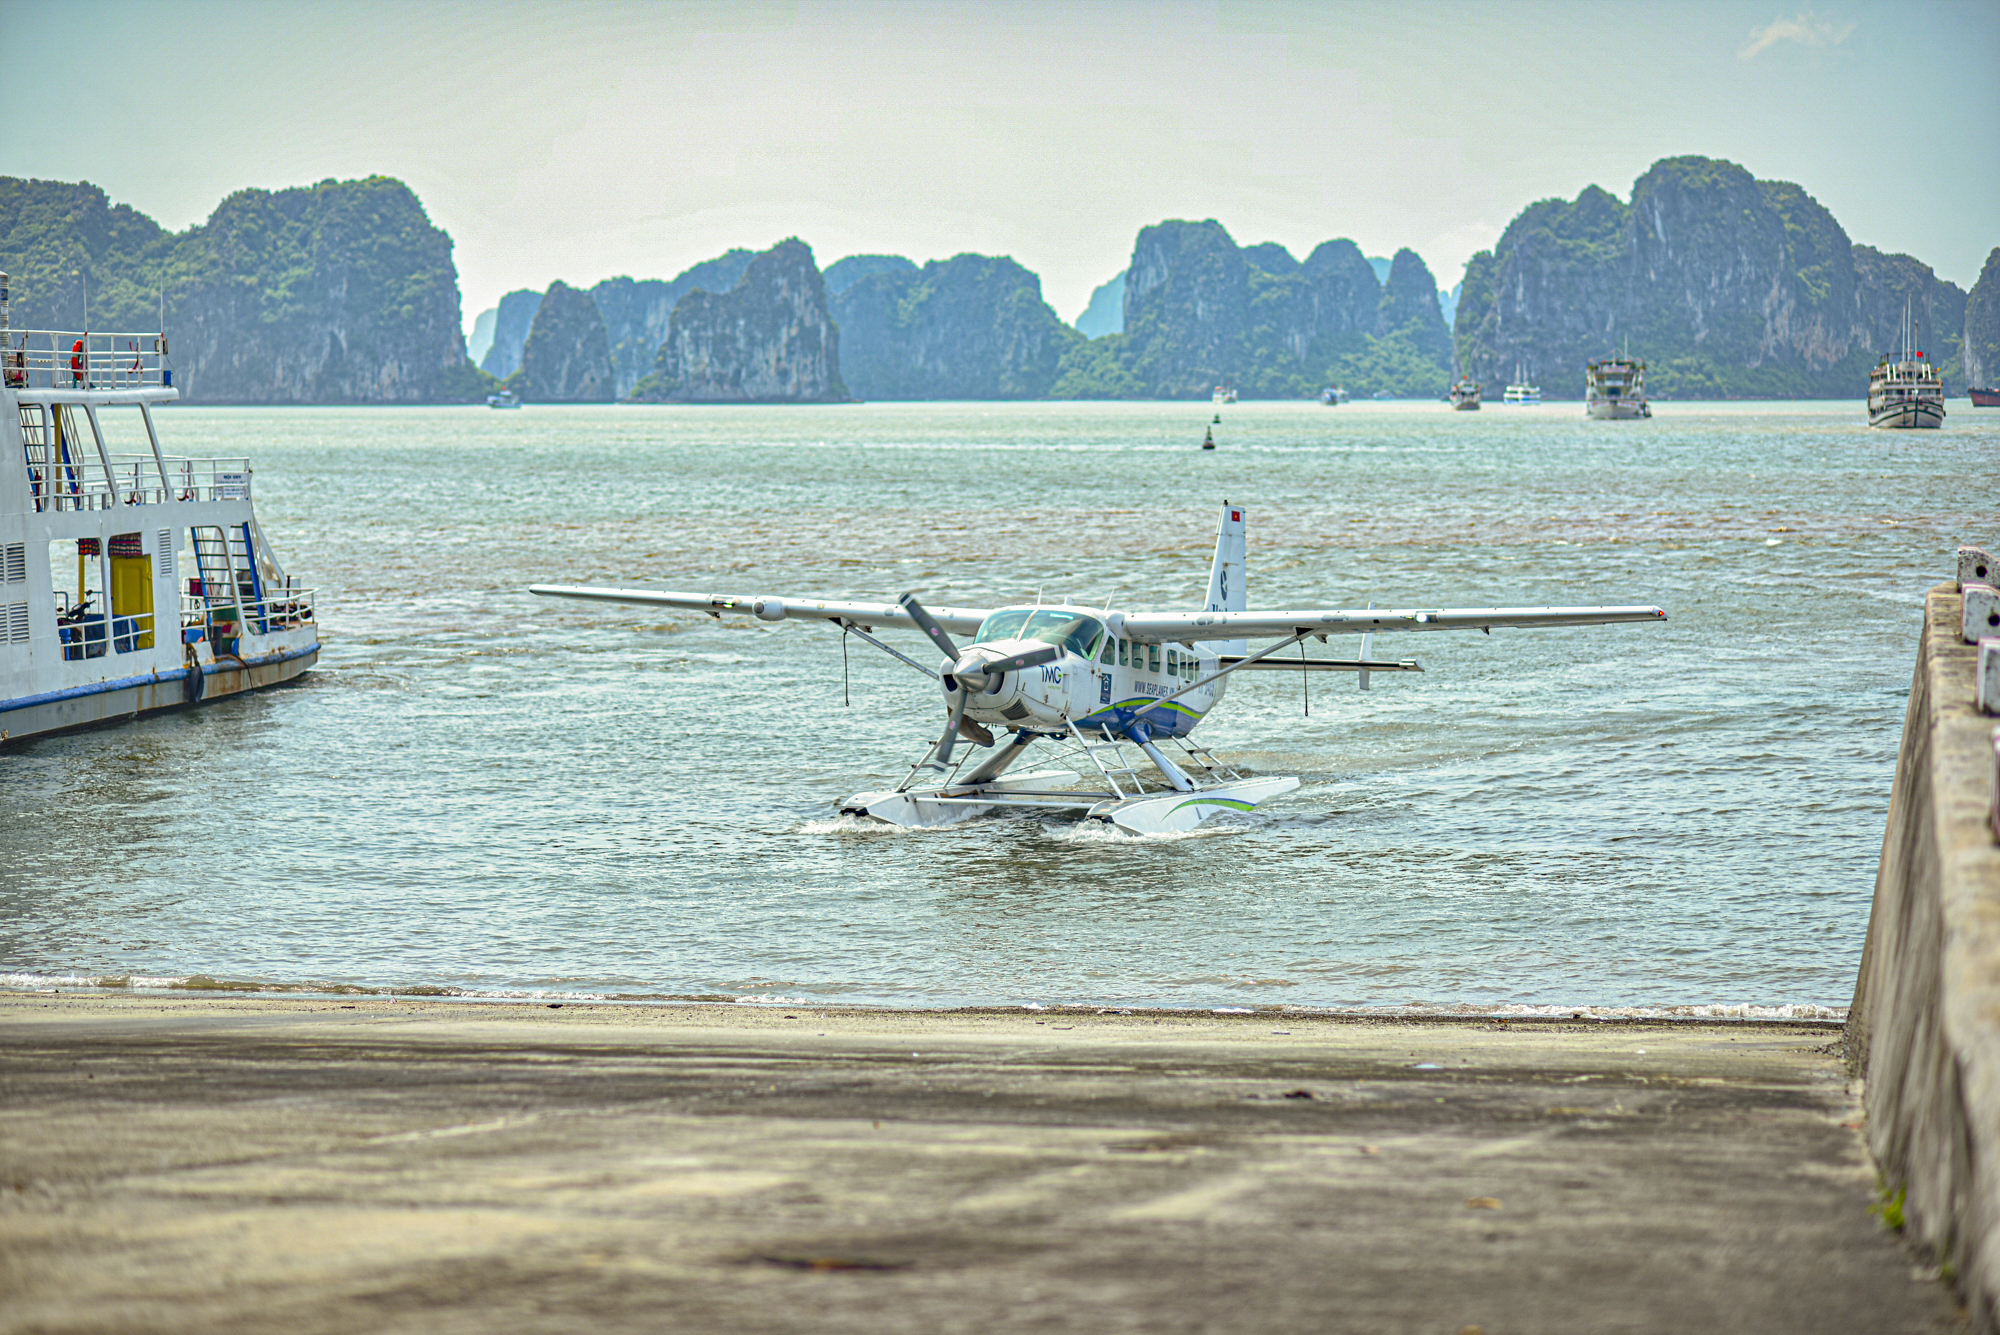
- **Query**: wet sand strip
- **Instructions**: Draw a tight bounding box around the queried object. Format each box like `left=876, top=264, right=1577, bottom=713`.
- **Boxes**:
left=0, top=994, right=1965, bottom=1334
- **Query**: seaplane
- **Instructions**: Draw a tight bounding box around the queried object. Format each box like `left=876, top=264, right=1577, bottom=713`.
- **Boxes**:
left=529, top=502, right=1666, bottom=836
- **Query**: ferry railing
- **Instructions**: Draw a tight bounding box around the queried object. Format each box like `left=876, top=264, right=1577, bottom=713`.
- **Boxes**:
left=1, top=329, right=171, bottom=391
left=26, top=455, right=250, bottom=511
left=128, top=455, right=252, bottom=504
left=49, top=590, right=160, bottom=659
left=24, top=452, right=120, bottom=511
left=181, top=584, right=315, bottom=647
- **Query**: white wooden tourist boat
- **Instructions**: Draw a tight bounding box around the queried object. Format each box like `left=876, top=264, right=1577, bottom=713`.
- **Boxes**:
left=0, top=273, right=319, bottom=744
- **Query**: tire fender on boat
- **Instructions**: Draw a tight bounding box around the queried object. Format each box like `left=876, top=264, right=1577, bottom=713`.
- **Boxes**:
left=183, top=644, right=206, bottom=705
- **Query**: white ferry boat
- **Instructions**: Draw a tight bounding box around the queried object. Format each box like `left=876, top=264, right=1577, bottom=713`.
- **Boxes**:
left=1318, top=386, right=1348, bottom=405
left=0, top=274, right=318, bottom=745
left=1502, top=364, right=1540, bottom=404
left=1211, top=385, right=1237, bottom=405
left=487, top=389, right=520, bottom=409
left=1868, top=301, right=1945, bottom=429
left=1448, top=376, right=1481, bottom=411
left=1585, top=354, right=1650, bottom=420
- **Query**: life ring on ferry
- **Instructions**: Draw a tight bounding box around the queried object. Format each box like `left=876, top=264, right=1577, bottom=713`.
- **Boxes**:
left=70, top=339, right=85, bottom=384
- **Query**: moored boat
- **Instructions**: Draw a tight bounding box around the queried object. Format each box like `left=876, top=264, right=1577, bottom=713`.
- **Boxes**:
left=0, top=273, right=319, bottom=745
left=1318, top=386, right=1348, bottom=405
left=1211, top=385, right=1237, bottom=405
left=487, top=389, right=520, bottom=409
left=1502, top=363, right=1541, bottom=404
left=1586, top=353, right=1650, bottom=420
left=1969, top=387, right=2000, bottom=408
left=1448, top=376, right=1481, bottom=411
left=1868, top=302, right=1945, bottom=428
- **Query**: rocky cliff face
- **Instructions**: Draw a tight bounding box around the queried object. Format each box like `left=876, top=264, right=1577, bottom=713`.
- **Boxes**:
left=1073, top=220, right=1442, bottom=398
left=590, top=251, right=753, bottom=399
left=1852, top=246, right=1965, bottom=378
left=513, top=281, right=613, bottom=402
left=824, top=254, right=917, bottom=296
left=480, top=289, right=542, bottom=380
left=1961, top=249, right=2000, bottom=390
left=1454, top=156, right=1970, bottom=398
left=829, top=253, right=1076, bottom=399
left=640, top=240, right=844, bottom=403
left=0, top=175, right=477, bottom=402
left=1074, top=271, right=1125, bottom=337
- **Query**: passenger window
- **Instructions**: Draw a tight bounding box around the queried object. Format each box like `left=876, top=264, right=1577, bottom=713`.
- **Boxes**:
left=1148, top=644, right=1160, bottom=674
left=1166, top=649, right=1177, bottom=676
left=1099, top=635, right=1113, bottom=664
left=1116, top=639, right=1127, bottom=667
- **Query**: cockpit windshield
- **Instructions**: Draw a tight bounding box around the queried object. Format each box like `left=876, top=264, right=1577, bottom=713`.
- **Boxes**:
left=972, top=608, right=1104, bottom=659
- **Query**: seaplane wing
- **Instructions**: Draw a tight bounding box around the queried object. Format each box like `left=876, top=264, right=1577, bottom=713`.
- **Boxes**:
left=1119, top=604, right=1666, bottom=641
left=526, top=585, right=990, bottom=635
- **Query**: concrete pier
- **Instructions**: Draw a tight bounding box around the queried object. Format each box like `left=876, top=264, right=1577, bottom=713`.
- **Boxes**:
left=1850, top=578, right=2000, bottom=1333
left=0, top=995, right=1963, bottom=1334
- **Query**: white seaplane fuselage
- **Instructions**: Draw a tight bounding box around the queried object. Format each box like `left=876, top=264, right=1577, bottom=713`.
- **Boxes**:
left=529, top=501, right=1666, bottom=835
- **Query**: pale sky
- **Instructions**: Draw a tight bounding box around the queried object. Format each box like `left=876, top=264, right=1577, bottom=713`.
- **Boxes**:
left=4, top=0, right=1996, bottom=334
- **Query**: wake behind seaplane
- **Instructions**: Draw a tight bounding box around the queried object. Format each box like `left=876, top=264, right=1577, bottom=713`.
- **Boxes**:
left=529, top=502, right=1665, bottom=835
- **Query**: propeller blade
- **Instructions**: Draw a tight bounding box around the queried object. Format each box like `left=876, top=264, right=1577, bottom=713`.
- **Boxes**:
left=935, top=686, right=969, bottom=766
left=899, top=592, right=961, bottom=662
left=974, top=644, right=1060, bottom=674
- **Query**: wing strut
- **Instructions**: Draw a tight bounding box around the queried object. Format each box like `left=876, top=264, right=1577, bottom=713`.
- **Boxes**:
left=1129, top=629, right=1315, bottom=723
left=834, top=618, right=939, bottom=681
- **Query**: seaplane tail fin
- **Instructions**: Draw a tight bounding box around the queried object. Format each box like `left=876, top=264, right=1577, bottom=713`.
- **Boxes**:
left=1205, top=501, right=1249, bottom=654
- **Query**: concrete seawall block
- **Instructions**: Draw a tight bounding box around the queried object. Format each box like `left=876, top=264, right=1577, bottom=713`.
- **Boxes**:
left=1981, top=640, right=2000, bottom=716
left=1966, top=584, right=2000, bottom=644
left=1849, top=583, right=2000, bottom=1331
left=1963, top=546, right=1996, bottom=590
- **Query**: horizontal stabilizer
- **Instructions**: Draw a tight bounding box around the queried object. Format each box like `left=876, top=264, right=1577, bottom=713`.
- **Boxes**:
left=1218, top=656, right=1422, bottom=672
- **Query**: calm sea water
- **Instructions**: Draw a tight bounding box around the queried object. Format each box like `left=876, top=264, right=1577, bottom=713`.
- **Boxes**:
left=2, top=400, right=1991, bottom=1014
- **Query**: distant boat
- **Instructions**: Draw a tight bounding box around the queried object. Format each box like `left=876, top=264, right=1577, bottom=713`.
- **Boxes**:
left=1371, top=389, right=1393, bottom=400
left=1502, top=364, right=1540, bottom=404
left=1211, top=385, right=1237, bottom=405
left=1318, top=386, right=1348, bottom=405
left=1449, top=376, right=1481, bottom=411
left=1868, top=301, right=1945, bottom=429
left=1969, top=387, right=2000, bottom=408
left=1585, top=352, right=1650, bottom=420
left=487, top=390, right=520, bottom=409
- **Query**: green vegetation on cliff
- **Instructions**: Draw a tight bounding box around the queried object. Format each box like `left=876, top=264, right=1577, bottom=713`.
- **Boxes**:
left=830, top=254, right=1076, bottom=399
left=0, top=175, right=485, bottom=402
left=1960, top=249, right=2000, bottom=389
left=1052, top=223, right=1449, bottom=398
left=511, top=281, right=613, bottom=402
left=1454, top=155, right=1970, bottom=399
left=635, top=239, right=845, bottom=403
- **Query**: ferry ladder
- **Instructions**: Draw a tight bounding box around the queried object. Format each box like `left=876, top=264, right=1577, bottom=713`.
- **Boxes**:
left=16, top=403, right=78, bottom=511
left=225, top=523, right=268, bottom=632
left=189, top=526, right=249, bottom=642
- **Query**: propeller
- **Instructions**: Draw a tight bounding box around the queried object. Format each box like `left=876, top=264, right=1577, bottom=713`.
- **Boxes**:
left=899, top=591, right=961, bottom=662
left=902, top=591, right=1063, bottom=767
